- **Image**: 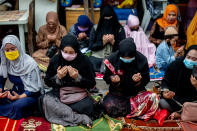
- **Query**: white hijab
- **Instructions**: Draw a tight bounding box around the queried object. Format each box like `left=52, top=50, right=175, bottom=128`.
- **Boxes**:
left=1, top=35, right=41, bottom=92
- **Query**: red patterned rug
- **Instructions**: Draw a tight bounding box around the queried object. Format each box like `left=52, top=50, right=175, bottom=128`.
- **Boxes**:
left=0, top=116, right=185, bottom=131
left=18, top=117, right=51, bottom=131
left=0, top=116, right=23, bottom=131
left=119, top=118, right=183, bottom=131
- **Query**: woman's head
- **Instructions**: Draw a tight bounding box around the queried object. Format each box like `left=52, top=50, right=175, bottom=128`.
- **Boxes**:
left=127, top=15, right=140, bottom=31
left=183, top=45, right=197, bottom=69
left=77, top=15, right=92, bottom=31
left=60, top=35, right=79, bottom=61
left=46, top=11, right=59, bottom=33
left=2, top=35, right=22, bottom=61
left=164, top=4, right=178, bottom=24
left=119, top=38, right=136, bottom=63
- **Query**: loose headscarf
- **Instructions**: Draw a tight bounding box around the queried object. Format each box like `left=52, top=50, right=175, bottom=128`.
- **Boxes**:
left=46, top=11, right=59, bottom=34
left=74, top=15, right=93, bottom=36
left=157, top=4, right=178, bottom=29
left=185, top=12, right=197, bottom=50
left=1, top=35, right=41, bottom=92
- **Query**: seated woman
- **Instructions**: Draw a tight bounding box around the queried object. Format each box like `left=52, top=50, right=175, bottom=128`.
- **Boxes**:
left=89, top=6, right=125, bottom=72
left=43, top=35, right=96, bottom=127
left=32, top=11, right=67, bottom=71
left=0, top=35, right=42, bottom=120
left=156, top=26, right=184, bottom=71
left=69, top=15, right=93, bottom=51
left=149, top=4, right=186, bottom=49
left=124, top=14, right=156, bottom=68
left=103, top=38, right=159, bottom=119
left=160, top=45, right=197, bottom=119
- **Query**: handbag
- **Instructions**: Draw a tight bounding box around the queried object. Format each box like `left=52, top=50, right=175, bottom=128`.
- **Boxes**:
left=181, top=102, right=197, bottom=121
left=60, top=87, right=88, bottom=104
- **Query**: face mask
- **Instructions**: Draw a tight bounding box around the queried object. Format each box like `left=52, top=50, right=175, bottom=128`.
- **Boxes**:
left=183, top=58, right=197, bottom=69
left=5, top=50, right=19, bottom=61
left=120, top=57, right=135, bottom=63
left=78, top=26, right=89, bottom=32
left=61, top=51, right=77, bottom=61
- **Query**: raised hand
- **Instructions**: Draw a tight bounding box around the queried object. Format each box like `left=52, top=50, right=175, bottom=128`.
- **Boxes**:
left=57, top=66, right=68, bottom=79
left=67, top=66, right=79, bottom=79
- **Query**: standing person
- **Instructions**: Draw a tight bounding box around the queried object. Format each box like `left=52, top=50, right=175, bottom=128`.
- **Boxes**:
left=103, top=38, right=159, bottom=119
left=32, top=11, right=67, bottom=71
left=42, top=35, right=96, bottom=127
left=0, top=35, right=42, bottom=119
left=69, top=15, right=93, bottom=51
left=89, top=6, right=125, bottom=72
left=160, top=45, right=197, bottom=119
left=149, top=4, right=186, bottom=49
left=124, top=14, right=156, bottom=67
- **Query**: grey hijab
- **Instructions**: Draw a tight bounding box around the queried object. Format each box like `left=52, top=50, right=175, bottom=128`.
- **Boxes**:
left=1, top=35, right=42, bottom=92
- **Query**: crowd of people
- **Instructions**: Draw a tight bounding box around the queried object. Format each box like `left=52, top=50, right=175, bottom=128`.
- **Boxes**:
left=0, top=4, right=197, bottom=128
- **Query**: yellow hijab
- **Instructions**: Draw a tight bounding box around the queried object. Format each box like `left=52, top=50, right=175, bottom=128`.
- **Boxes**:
left=157, top=4, right=178, bottom=29
left=185, top=12, right=197, bottom=50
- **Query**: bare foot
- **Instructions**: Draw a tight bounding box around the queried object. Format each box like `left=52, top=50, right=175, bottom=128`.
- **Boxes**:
left=87, top=124, right=92, bottom=128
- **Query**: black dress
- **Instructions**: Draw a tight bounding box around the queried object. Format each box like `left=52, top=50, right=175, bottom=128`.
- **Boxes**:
left=103, top=38, right=150, bottom=117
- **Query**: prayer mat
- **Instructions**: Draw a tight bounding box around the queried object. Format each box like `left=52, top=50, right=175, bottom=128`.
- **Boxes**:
left=181, top=121, right=197, bottom=131
left=0, top=116, right=23, bottom=131
left=18, top=117, right=51, bottom=131
left=149, top=67, right=164, bottom=81
left=119, top=118, right=183, bottom=131
left=51, top=115, right=123, bottom=131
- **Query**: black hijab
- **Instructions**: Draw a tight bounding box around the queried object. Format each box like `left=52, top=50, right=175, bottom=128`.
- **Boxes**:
left=118, top=38, right=147, bottom=71
left=96, top=6, right=121, bottom=36
left=162, top=45, right=197, bottom=102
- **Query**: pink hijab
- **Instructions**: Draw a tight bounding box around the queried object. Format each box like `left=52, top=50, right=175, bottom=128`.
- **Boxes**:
left=124, top=15, right=156, bottom=67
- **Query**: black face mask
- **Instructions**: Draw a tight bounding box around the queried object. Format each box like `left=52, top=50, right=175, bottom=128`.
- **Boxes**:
left=130, top=27, right=139, bottom=32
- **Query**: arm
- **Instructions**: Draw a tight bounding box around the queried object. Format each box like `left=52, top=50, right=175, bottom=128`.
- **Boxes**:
left=89, top=28, right=104, bottom=51
left=36, top=27, right=49, bottom=49
left=69, top=25, right=76, bottom=36
left=113, top=27, right=126, bottom=51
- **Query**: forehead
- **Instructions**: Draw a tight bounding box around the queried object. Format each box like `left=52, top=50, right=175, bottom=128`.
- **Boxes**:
left=168, top=11, right=176, bottom=15
left=5, top=43, right=16, bottom=48
left=187, top=49, right=197, bottom=56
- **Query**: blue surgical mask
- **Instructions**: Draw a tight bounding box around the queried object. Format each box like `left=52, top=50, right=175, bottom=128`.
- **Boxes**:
left=183, top=58, right=197, bottom=69
left=120, top=57, right=135, bottom=63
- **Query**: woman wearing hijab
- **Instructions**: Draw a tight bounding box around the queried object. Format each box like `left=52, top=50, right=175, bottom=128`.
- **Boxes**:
left=0, top=35, right=42, bottom=120
left=69, top=15, right=93, bottom=50
left=149, top=4, right=186, bottom=49
left=42, top=34, right=96, bottom=127
left=160, top=45, right=197, bottom=119
left=32, top=11, right=67, bottom=71
left=89, top=6, right=125, bottom=72
left=103, top=38, right=159, bottom=119
left=124, top=14, right=156, bottom=68
left=185, top=12, right=197, bottom=50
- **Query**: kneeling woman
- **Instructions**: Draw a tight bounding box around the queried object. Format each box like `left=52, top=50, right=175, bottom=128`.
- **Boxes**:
left=0, top=35, right=42, bottom=119
left=43, top=35, right=96, bottom=127
left=103, top=38, right=160, bottom=119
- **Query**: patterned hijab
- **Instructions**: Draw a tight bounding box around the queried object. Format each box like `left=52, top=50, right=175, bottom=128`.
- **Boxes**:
left=157, top=4, right=178, bottom=29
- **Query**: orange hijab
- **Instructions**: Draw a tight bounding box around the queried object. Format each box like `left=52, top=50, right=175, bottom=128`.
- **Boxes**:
left=157, top=4, right=178, bottom=29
